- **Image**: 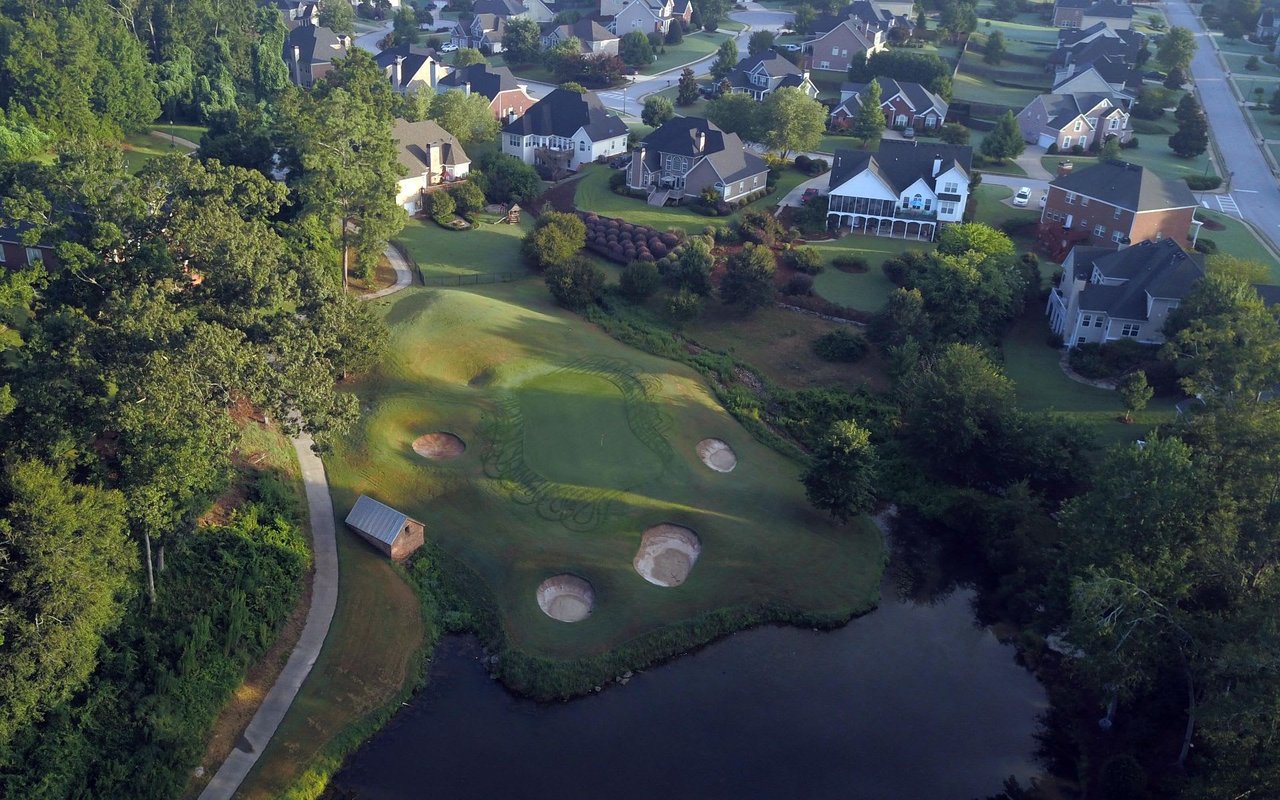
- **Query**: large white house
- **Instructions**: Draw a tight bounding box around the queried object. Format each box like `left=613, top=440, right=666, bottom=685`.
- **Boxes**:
left=501, top=88, right=628, bottom=176
left=825, top=140, right=972, bottom=240
left=392, top=118, right=471, bottom=213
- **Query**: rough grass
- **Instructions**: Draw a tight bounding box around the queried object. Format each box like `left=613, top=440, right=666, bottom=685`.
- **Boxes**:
left=321, top=280, right=885, bottom=664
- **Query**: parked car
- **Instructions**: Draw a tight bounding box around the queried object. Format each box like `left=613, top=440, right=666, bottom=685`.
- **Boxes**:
left=901, top=127, right=914, bottom=139
left=801, top=188, right=819, bottom=204
left=1039, top=191, right=1048, bottom=208
left=610, top=155, right=632, bottom=170
left=780, top=43, right=802, bottom=52
left=1013, top=186, right=1031, bottom=207
left=439, top=42, right=458, bottom=52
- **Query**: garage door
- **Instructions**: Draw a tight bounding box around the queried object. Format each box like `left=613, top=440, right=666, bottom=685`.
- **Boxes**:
left=1037, top=133, right=1055, bottom=149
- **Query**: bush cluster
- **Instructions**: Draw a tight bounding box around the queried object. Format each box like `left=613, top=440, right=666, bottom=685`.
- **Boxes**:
left=581, top=213, right=683, bottom=264
left=1184, top=175, right=1223, bottom=190
left=787, top=246, right=825, bottom=274
left=812, top=328, right=869, bottom=362
left=793, top=154, right=830, bottom=176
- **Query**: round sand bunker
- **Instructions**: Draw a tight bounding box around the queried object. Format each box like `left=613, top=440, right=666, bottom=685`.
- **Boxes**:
left=633, top=524, right=702, bottom=587
left=536, top=575, right=595, bottom=622
left=696, top=438, right=737, bottom=473
left=412, top=432, right=466, bottom=460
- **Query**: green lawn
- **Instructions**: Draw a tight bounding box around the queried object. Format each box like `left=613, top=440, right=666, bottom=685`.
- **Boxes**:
left=1194, top=209, right=1280, bottom=280
left=718, top=19, right=747, bottom=32
left=655, top=85, right=709, bottom=117
left=1270, top=143, right=1280, bottom=164
left=151, top=123, right=207, bottom=144
left=646, top=31, right=733, bottom=74
left=572, top=164, right=807, bottom=234
left=1041, top=144, right=1218, bottom=184
left=972, top=184, right=1040, bottom=230
left=1248, top=107, right=1280, bottom=141
left=952, top=49, right=1049, bottom=109
left=487, top=54, right=558, bottom=85
left=967, top=128, right=1029, bottom=176
left=324, top=280, right=884, bottom=664
left=1220, top=50, right=1275, bottom=76
left=807, top=237, right=929, bottom=312
left=396, top=214, right=534, bottom=280
left=122, top=132, right=187, bottom=173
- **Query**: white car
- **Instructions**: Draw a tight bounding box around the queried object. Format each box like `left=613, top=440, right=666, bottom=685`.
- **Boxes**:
left=1039, top=191, right=1047, bottom=208
left=780, top=43, right=802, bottom=52
left=439, top=42, right=458, bottom=52
left=1013, top=186, right=1031, bottom=207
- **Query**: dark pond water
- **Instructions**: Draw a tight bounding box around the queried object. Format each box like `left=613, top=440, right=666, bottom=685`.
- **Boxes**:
left=331, top=577, right=1047, bottom=800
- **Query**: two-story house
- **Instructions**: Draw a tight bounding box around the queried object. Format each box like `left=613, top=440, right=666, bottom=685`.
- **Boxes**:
left=283, top=22, right=349, bottom=87
left=829, top=78, right=948, bottom=131
left=625, top=116, right=770, bottom=204
left=808, top=0, right=913, bottom=37
left=1038, top=160, right=1200, bottom=259
left=1046, top=238, right=1202, bottom=348
left=393, top=118, right=471, bottom=213
left=825, top=140, right=972, bottom=240
left=0, top=222, right=57, bottom=270
left=452, top=13, right=507, bottom=53
left=803, top=19, right=883, bottom=73
left=501, top=88, right=629, bottom=176
left=374, top=45, right=450, bottom=93
left=437, top=63, right=536, bottom=122
left=540, top=18, right=621, bottom=55
left=1048, top=24, right=1144, bottom=88
left=1258, top=9, right=1280, bottom=39
left=473, top=0, right=557, bottom=23
left=1016, top=92, right=1132, bottom=150
left=726, top=51, right=819, bottom=100
left=275, top=0, right=319, bottom=31
left=607, top=0, right=693, bottom=37
left=1052, top=0, right=1134, bottom=30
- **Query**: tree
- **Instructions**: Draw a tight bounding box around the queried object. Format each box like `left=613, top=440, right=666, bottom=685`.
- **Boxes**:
left=667, top=287, right=704, bottom=324
left=522, top=211, right=586, bottom=271
left=793, top=3, right=817, bottom=33
left=620, top=260, right=661, bottom=300
left=1157, top=26, right=1197, bottom=72
left=1162, top=65, right=1188, bottom=90
left=391, top=5, right=420, bottom=46
left=694, top=0, right=731, bottom=31
left=502, top=17, right=543, bottom=63
left=253, top=6, right=293, bottom=99
left=620, top=30, right=655, bottom=66
left=1099, top=135, right=1122, bottom=160
left=720, top=243, right=776, bottom=312
left=0, top=107, right=50, bottom=164
left=666, top=19, right=685, bottom=44
left=852, top=78, right=886, bottom=143
left=450, top=182, right=487, bottom=217
left=802, top=419, right=879, bottom=522
left=1168, top=94, right=1208, bottom=157
left=560, top=81, right=588, bottom=93
left=849, top=49, right=952, bottom=101
left=320, top=0, right=356, bottom=34
left=642, top=95, right=675, bottom=127
left=1118, top=371, right=1153, bottom=422
left=762, top=87, right=827, bottom=158
left=710, top=37, right=739, bottom=81
left=937, top=222, right=1016, bottom=260
left=980, top=110, right=1025, bottom=163
left=544, top=255, right=606, bottom=310
left=677, top=66, right=700, bottom=106
left=429, top=189, right=456, bottom=224
left=748, top=29, right=776, bottom=56
left=939, top=0, right=978, bottom=39
left=984, top=30, right=1006, bottom=64
left=706, top=91, right=763, bottom=141
left=474, top=151, right=542, bottom=204
left=667, top=237, right=715, bottom=295
left=939, top=122, right=971, bottom=145
left=429, top=90, right=500, bottom=144
left=452, top=47, right=485, bottom=67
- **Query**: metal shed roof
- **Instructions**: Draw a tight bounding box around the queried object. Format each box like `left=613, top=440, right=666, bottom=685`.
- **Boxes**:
left=345, top=495, right=409, bottom=546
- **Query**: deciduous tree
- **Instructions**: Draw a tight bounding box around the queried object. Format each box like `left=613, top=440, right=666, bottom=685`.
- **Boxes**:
left=762, top=87, right=826, bottom=158
left=710, top=37, right=739, bottom=80
left=720, top=242, right=776, bottom=311
left=642, top=95, right=675, bottom=127
left=802, top=419, right=879, bottom=522
left=677, top=66, right=700, bottom=106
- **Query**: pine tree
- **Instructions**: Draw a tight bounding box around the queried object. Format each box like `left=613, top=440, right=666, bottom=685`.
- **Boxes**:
left=852, top=79, right=886, bottom=143
left=677, top=66, right=699, bottom=106
left=980, top=110, right=1025, bottom=163
left=1168, top=95, right=1208, bottom=158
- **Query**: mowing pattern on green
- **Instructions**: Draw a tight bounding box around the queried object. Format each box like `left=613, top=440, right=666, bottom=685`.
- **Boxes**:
left=481, top=356, right=673, bottom=532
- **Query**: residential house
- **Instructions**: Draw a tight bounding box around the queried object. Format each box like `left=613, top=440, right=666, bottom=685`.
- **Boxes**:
left=1038, top=160, right=1200, bottom=258
left=1052, top=0, right=1134, bottom=30
left=472, top=0, right=557, bottom=22
left=437, top=63, right=536, bottom=122
left=275, top=0, right=319, bottom=30
left=609, top=0, right=693, bottom=37
left=1051, top=61, right=1137, bottom=105
left=825, top=140, right=972, bottom=240
left=1016, top=92, right=1132, bottom=150
left=626, top=116, right=770, bottom=203
left=453, top=13, right=507, bottom=53
left=392, top=118, right=471, bottom=213
left=283, top=22, right=350, bottom=87
left=1257, top=8, right=1280, bottom=39
left=803, top=18, right=883, bottom=73
left=1049, top=24, right=1144, bottom=88
left=540, top=18, right=621, bottom=55
left=374, top=44, right=450, bottom=93
left=726, top=51, right=819, bottom=100
left=829, top=78, right=948, bottom=131
left=501, top=88, right=629, bottom=176
left=809, top=0, right=912, bottom=36
left=1046, top=238, right=1202, bottom=348
left=345, top=495, right=425, bottom=561
left=0, top=222, right=57, bottom=270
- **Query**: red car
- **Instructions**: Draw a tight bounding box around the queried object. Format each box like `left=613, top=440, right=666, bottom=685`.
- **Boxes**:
left=801, top=188, right=820, bottom=204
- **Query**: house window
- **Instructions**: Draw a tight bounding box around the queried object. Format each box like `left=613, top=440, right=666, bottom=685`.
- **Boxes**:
left=579, top=140, right=586, bottom=151
left=1109, top=118, right=1119, bottom=129
left=1073, top=120, right=1082, bottom=131
left=1155, top=230, right=1164, bottom=240
left=752, top=175, right=760, bottom=185
left=831, top=46, right=839, bottom=55
left=840, top=49, right=848, bottom=56
left=1094, top=224, right=1106, bottom=237
left=939, top=201, right=956, bottom=215
left=923, top=198, right=932, bottom=211
left=1121, top=323, right=1140, bottom=337
left=1111, top=230, right=1125, bottom=243
left=1081, top=197, right=1089, bottom=207
left=508, top=135, right=522, bottom=147
left=943, top=182, right=958, bottom=194
left=820, top=60, right=831, bottom=69
left=1081, top=313, right=1092, bottom=327
left=901, top=196, right=910, bottom=209
left=1094, top=316, right=1103, bottom=328
left=0, top=245, right=5, bottom=264
left=24, top=248, right=42, bottom=266
left=1113, top=207, right=1122, bottom=219
left=1062, top=136, right=1071, bottom=148
left=1065, top=192, right=1076, bottom=204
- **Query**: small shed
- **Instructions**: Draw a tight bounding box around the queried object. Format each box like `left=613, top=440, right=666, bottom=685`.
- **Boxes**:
left=345, top=495, right=425, bottom=560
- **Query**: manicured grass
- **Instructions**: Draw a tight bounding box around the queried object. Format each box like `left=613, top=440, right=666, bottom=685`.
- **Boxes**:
left=973, top=17, right=1060, bottom=43
left=1220, top=50, right=1275, bottom=76
left=1247, top=106, right=1280, bottom=140
left=571, top=164, right=807, bottom=234
left=487, top=54, right=558, bottom=85
left=646, top=32, right=734, bottom=74
left=122, top=132, right=184, bottom=173
left=396, top=214, right=534, bottom=280
left=807, top=236, right=930, bottom=312
left=151, top=123, right=207, bottom=144
left=816, top=132, right=864, bottom=155
left=1001, top=313, right=1179, bottom=448
left=718, top=19, right=747, bottom=32
left=972, top=184, right=1040, bottom=231
left=655, top=85, right=709, bottom=117
left=1194, top=209, right=1280, bottom=279
left=1041, top=144, right=1218, bottom=183
left=952, top=49, right=1048, bottom=109
left=323, top=280, right=885, bottom=665
left=1270, top=143, right=1280, bottom=164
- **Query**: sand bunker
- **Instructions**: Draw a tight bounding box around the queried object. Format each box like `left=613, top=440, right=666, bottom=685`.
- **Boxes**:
left=412, top=432, right=466, bottom=460
left=696, top=438, right=737, bottom=473
left=633, top=524, right=702, bottom=587
left=536, top=575, right=595, bottom=622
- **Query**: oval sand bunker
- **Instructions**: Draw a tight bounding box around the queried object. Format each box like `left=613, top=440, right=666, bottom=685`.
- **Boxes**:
left=633, top=524, right=702, bottom=587
left=536, top=575, right=595, bottom=622
left=696, top=438, right=737, bottom=473
left=412, top=432, right=466, bottom=460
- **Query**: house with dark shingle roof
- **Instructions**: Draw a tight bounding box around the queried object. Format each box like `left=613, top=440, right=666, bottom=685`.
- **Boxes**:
left=472, top=0, right=557, bottom=22
left=726, top=51, right=818, bottom=100
left=283, top=22, right=350, bottom=87
left=437, top=63, right=536, bottom=122
left=374, top=44, right=450, bottom=93
left=825, top=140, right=972, bottom=241
left=540, top=18, right=620, bottom=55
left=1047, top=238, right=1203, bottom=347
left=803, top=18, right=883, bottom=73
left=1016, top=92, right=1131, bottom=150
left=625, top=117, right=770, bottom=203
left=392, top=118, right=471, bottom=213
left=0, top=220, right=57, bottom=270
left=501, top=88, right=628, bottom=175
left=1039, top=160, right=1200, bottom=257
left=1049, top=25, right=1144, bottom=90
left=452, top=13, right=508, bottom=53
left=1053, top=0, right=1134, bottom=30
left=829, top=78, right=947, bottom=132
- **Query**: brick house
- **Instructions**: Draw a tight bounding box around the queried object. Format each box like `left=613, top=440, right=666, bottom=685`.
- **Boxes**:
left=437, top=63, right=536, bottom=122
left=1038, top=160, right=1200, bottom=259
left=726, top=51, right=819, bottom=100
left=0, top=223, right=56, bottom=270
left=829, top=78, right=947, bottom=131
left=1052, top=0, right=1134, bottom=30
left=1046, top=238, right=1202, bottom=348
left=1016, top=92, right=1132, bottom=150
left=283, top=22, right=349, bottom=87
left=803, top=19, right=883, bottom=73
left=626, top=116, right=770, bottom=204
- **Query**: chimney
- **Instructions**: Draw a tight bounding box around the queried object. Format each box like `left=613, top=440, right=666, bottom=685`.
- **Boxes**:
left=429, top=59, right=438, bottom=89
left=463, top=81, right=471, bottom=97
left=394, top=55, right=405, bottom=90
left=292, top=44, right=302, bottom=85
left=932, top=156, right=942, bottom=176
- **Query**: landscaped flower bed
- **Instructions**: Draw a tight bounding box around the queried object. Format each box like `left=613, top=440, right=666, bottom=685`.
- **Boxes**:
left=580, top=212, right=683, bottom=264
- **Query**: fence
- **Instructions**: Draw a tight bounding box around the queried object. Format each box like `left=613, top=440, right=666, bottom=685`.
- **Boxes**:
left=420, top=270, right=530, bottom=287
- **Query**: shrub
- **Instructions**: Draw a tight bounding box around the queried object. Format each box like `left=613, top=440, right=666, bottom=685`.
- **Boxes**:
left=609, top=170, right=627, bottom=190
left=523, top=211, right=586, bottom=270
left=450, top=182, right=486, bottom=217
left=429, top=190, right=457, bottom=225
left=1194, top=237, right=1218, bottom=254
left=544, top=255, right=606, bottom=310
left=783, top=273, right=814, bottom=295
left=812, top=328, right=869, bottom=362
left=1184, top=175, right=1222, bottom=190
left=832, top=255, right=868, bottom=273
left=620, top=260, right=660, bottom=301
left=788, top=246, right=825, bottom=274
left=1122, top=135, right=1139, bottom=149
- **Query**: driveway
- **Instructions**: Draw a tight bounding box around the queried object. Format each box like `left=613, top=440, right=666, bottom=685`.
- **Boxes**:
left=1165, top=0, right=1280, bottom=252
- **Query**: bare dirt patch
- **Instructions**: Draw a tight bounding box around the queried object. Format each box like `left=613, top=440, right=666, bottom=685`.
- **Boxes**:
left=536, top=575, right=595, bottom=622
left=633, top=524, right=702, bottom=587
left=412, top=431, right=466, bottom=460
left=696, top=438, right=737, bottom=472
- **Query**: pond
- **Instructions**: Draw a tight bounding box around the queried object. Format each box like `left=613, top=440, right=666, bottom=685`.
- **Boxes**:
left=331, top=573, right=1047, bottom=799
